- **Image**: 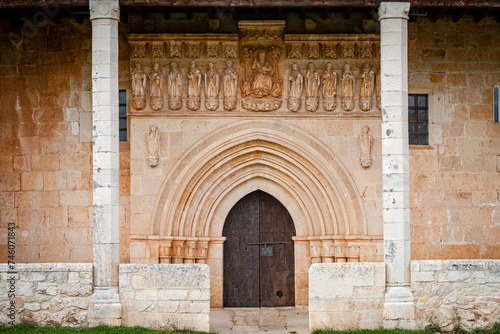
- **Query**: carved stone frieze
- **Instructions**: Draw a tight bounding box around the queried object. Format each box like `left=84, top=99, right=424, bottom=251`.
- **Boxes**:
left=147, top=125, right=160, bottom=167
left=240, top=29, right=281, bottom=43
left=149, top=62, right=164, bottom=111
left=342, top=43, right=355, bottom=58
left=206, top=42, right=219, bottom=58
left=169, top=42, right=182, bottom=58
left=130, top=42, right=146, bottom=58
left=287, top=43, right=303, bottom=59
left=131, top=62, right=147, bottom=110
left=306, top=43, right=320, bottom=59
left=150, top=42, right=165, bottom=58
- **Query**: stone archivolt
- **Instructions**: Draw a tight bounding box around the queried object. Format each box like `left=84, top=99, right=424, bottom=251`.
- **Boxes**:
left=128, top=34, right=380, bottom=115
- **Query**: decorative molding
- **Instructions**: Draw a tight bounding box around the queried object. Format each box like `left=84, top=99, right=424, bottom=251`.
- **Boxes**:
left=89, top=0, right=119, bottom=21
left=378, top=2, right=411, bottom=20
left=130, top=41, right=146, bottom=58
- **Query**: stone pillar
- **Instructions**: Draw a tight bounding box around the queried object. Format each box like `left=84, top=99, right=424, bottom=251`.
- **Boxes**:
left=379, top=2, right=416, bottom=330
left=88, top=0, right=121, bottom=327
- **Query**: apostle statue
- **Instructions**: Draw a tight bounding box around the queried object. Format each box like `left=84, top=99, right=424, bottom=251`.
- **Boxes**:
left=187, top=60, right=201, bottom=111
left=287, top=63, right=303, bottom=112
left=204, top=62, right=220, bottom=111
left=223, top=59, right=238, bottom=111
left=341, top=63, right=355, bottom=111
left=131, top=62, right=147, bottom=110
left=149, top=62, right=163, bottom=111
left=305, top=62, right=320, bottom=112
left=168, top=61, right=182, bottom=110
left=359, top=63, right=375, bottom=111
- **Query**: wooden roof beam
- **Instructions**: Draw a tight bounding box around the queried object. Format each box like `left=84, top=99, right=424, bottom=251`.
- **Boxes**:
left=300, top=7, right=306, bottom=20
left=475, top=8, right=493, bottom=22
left=254, top=7, right=260, bottom=19
left=63, top=6, right=82, bottom=24
left=322, top=7, right=330, bottom=20
left=453, top=8, right=470, bottom=22
left=431, top=8, right=446, bottom=22
left=232, top=8, right=238, bottom=20
left=207, top=7, right=215, bottom=19
left=278, top=8, right=283, bottom=19
left=345, top=7, right=353, bottom=20
left=40, top=6, right=61, bottom=24
left=159, top=6, right=170, bottom=20
left=183, top=7, right=193, bottom=19
left=134, top=6, right=146, bottom=19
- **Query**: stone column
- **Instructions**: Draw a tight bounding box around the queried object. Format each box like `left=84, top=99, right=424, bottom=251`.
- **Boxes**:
left=379, top=2, right=416, bottom=330
left=88, top=0, right=121, bottom=327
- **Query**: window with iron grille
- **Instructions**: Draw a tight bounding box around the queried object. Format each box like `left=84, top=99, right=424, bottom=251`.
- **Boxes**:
left=408, top=94, right=428, bottom=145
left=119, top=90, right=127, bottom=142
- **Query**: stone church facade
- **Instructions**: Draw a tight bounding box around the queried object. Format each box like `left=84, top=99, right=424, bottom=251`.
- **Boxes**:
left=0, top=0, right=499, bottom=331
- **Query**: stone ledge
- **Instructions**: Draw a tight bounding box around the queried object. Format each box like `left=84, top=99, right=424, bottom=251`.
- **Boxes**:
left=0, top=263, right=92, bottom=272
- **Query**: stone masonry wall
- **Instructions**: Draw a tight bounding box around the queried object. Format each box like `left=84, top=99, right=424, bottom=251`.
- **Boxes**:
left=409, top=16, right=500, bottom=259
left=309, top=262, right=386, bottom=331
left=0, top=263, right=92, bottom=327
left=411, top=260, right=500, bottom=331
left=119, top=264, right=210, bottom=332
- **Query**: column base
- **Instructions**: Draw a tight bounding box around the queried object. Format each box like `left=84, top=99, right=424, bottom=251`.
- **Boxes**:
left=88, top=287, right=122, bottom=327
left=383, top=284, right=417, bottom=330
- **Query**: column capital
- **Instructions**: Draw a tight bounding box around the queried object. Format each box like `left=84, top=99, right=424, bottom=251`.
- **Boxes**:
left=89, top=0, right=120, bottom=21
left=378, top=2, right=410, bottom=21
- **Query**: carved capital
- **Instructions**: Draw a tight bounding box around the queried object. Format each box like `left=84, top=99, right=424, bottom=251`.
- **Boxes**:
left=89, top=0, right=119, bottom=21
left=378, top=2, right=410, bottom=21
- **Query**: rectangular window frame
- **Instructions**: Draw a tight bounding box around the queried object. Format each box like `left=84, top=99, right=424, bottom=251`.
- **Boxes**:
left=408, top=94, right=429, bottom=146
left=119, top=90, right=128, bottom=142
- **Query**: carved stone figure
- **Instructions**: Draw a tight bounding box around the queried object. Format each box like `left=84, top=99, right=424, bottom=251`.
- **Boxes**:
left=223, top=59, right=238, bottom=111
left=288, top=62, right=303, bottom=112
left=251, top=49, right=273, bottom=97
left=305, top=63, right=320, bottom=112
left=131, top=62, right=147, bottom=110
left=360, top=125, right=372, bottom=168
left=204, top=62, right=220, bottom=111
left=149, top=62, right=163, bottom=111
left=322, top=62, right=337, bottom=111
left=341, top=63, right=355, bottom=111
left=147, top=125, right=160, bottom=167
left=359, top=63, right=375, bottom=111
left=187, top=60, right=201, bottom=111
left=168, top=61, right=182, bottom=110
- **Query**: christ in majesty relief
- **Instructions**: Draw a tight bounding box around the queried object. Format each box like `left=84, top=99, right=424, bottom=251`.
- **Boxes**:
left=250, top=49, right=273, bottom=98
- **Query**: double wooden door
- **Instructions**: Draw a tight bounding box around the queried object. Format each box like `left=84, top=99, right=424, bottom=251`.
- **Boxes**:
left=223, top=190, right=295, bottom=307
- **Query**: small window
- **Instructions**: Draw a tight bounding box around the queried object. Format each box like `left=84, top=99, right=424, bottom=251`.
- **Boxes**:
left=408, top=94, right=428, bottom=145
left=119, top=90, right=127, bottom=142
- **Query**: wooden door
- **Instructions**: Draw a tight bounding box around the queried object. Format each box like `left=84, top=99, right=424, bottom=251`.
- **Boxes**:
left=223, top=191, right=295, bottom=307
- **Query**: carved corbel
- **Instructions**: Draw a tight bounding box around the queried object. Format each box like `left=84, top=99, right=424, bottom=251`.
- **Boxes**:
left=186, top=42, right=201, bottom=58
left=308, top=237, right=322, bottom=264
left=150, top=42, right=165, bottom=58
left=341, top=43, right=355, bottom=58
left=334, top=240, right=347, bottom=262
left=222, top=42, right=238, bottom=58
left=322, top=43, right=337, bottom=59
left=305, top=43, right=320, bottom=59
left=347, top=244, right=360, bottom=262
left=287, top=42, right=303, bottom=59
left=89, top=0, right=119, bottom=21
left=359, top=43, right=373, bottom=59
left=169, top=42, right=182, bottom=58
left=206, top=42, right=220, bottom=58
left=195, top=237, right=211, bottom=264
left=130, top=42, right=146, bottom=58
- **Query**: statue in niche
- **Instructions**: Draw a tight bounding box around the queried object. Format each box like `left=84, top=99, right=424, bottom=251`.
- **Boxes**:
left=204, top=62, right=220, bottom=111
left=360, top=125, right=372, bottom=168
left=305, top=62, right=320, bottom=112
left=287, top=62, right=303, bottom=112
left=322, top=62, right=337, bottom=111
left=250, top=49, right=273, bottom=97
left=341, top=63, right=355, bottom=111
left=359, top=63, right=375, bottom=111
left=131, top=62, right=147, bottom=110
left=149, top=62, right=163, bottom=111
left=167, top=61, right=182, bottom=110
left=147, top=125, right=160, bottom=168
left=223, top=59, right=238, bottom=111
left=376, top=71, right=381, bottom=109
left=187, top=60, right=201, bottom=111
